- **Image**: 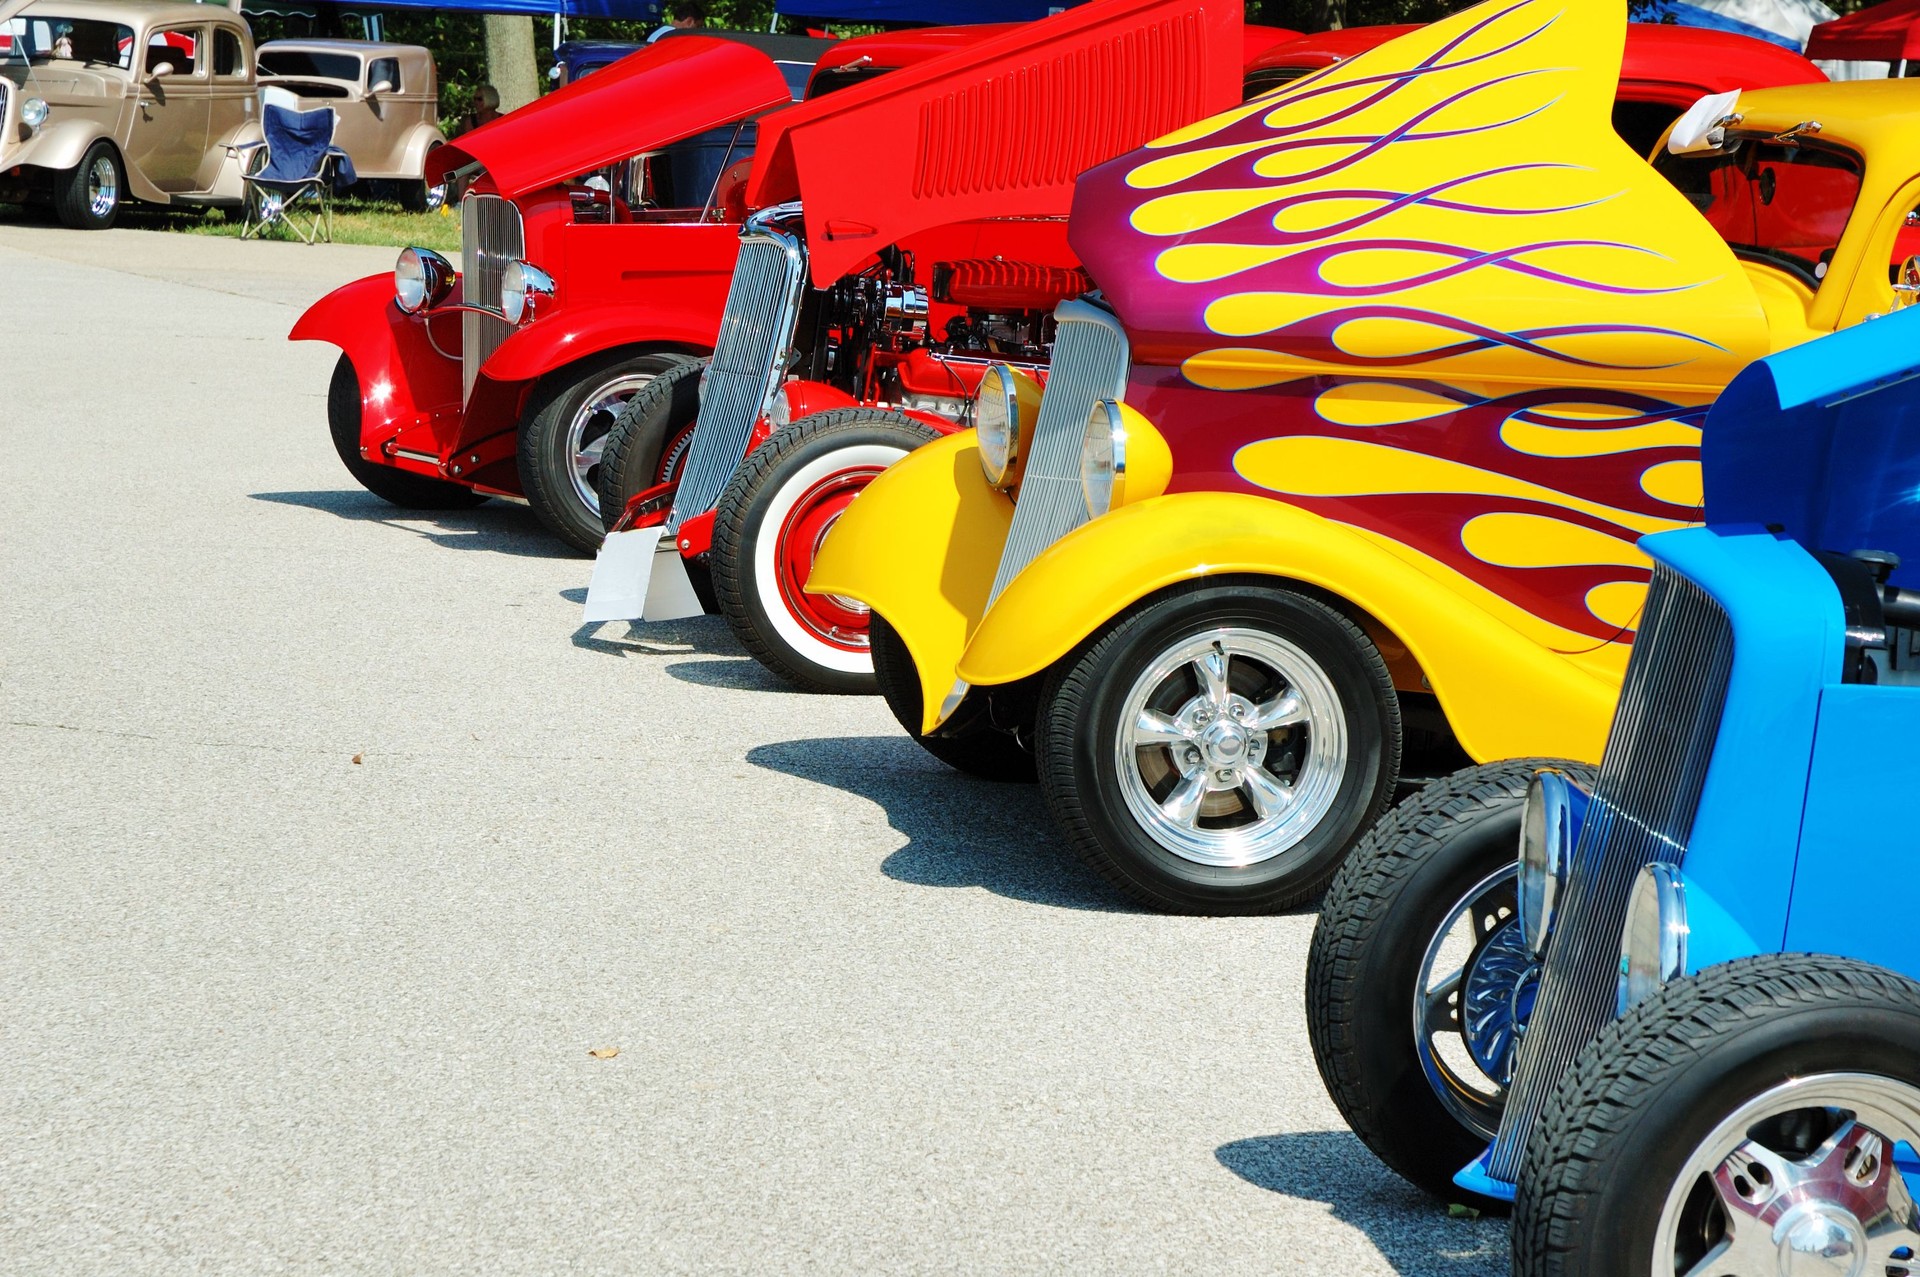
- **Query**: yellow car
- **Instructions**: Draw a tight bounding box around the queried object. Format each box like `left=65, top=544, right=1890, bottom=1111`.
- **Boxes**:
left=810, top=0, right=1920, bottom=914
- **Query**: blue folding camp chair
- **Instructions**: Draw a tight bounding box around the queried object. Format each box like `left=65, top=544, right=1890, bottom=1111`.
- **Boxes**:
left=234, top=102, right=356, bottom=244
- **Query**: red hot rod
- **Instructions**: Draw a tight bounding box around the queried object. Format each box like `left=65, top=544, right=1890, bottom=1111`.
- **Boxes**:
left=289, top=25, right=1001, bottom=553
left=583, top=1, right=1289, bottom=693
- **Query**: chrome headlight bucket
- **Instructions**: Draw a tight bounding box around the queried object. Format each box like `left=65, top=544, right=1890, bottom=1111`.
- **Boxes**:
left=501, top=259, right=554, bottom=325
left=1518, top=770, right=1588, bottom=956
left=974, top=363, right=1040, bottom=489
left=1081, top=399, right=1124, bottom=518
left=1617, top=863, right=1689, bottom=1014
left=21, top=96, right=50, bottom=130
left=394, top=246, right=454, bottom=314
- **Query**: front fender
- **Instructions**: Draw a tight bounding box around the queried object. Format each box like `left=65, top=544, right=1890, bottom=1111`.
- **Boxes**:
left=808, top=432, right=1011, bottom=732
left=290, top=273, right=461, bottom=448
left=958, top=492, right=1619, bottom=765
left=400, top=124, right=447, bottom=181
left=14, top=118, right=109, bottom=176
left=480, top=302, right=714, bottom=386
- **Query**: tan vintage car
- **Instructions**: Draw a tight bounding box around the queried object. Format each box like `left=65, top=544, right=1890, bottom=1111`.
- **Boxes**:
left=0, top=0, right=260, bottom=228
left=255, top=39, right=443, bottom=210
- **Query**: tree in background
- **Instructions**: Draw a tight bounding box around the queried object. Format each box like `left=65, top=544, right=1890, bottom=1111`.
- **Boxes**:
left=482, top=13, right=541, bottom=110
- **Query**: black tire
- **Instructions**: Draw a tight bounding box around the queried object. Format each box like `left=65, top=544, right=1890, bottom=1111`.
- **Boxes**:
left=53, top=140, right=123, bottom=230
left=595, top=359, right=707, bottom=534
left=1514, top=955, right=1920, bottom=1276
left=871, top=613, right=1035, bottom=782
left=518, top=350, right=690, bottom=554
left=1036, top=581, right=1400, bottom=915
left=711, top=409, right=940, bottom=694
left=326, top=355, right=490, bottom=509
left=1306, top=757, right=1595, bottom=1210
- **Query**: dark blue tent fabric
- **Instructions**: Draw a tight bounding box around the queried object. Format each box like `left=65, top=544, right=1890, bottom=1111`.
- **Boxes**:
left=1630, top=1, right=1804, bottom=49
left=365, top=0, right=666, bottom=16
left=775, top=0, right=1088, bottom=20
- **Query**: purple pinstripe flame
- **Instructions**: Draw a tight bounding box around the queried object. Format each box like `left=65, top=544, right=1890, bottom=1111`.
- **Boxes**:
left=1231, top=237, right=1687, bottom=297
left=1149, top=71, right=1564, bottom=204
left=1242, top=305, right=1726, bottom=370
left=1252, top=0, right=1558, bottom=143
left=1156, top=165, right=1608, bottom=250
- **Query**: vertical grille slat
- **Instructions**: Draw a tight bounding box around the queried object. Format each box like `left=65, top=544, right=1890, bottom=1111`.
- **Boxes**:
left=460, top=194, right=524, bottom=402
left=669, top=220, right=807, bottom=525
left=987, top=303, right=1130, bottom=603
left=1487, top=565, right=1735, bottom=1180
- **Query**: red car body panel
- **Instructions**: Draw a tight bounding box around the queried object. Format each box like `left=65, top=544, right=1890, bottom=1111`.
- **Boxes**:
left=1240, top=22, right=1303, bottom=63
left=746, top=0, right=1246, bottom=287
left=430, top=37, right=793, bottom=195
left=1808, top=0, right=1920, bottom=63
left=1247, top=21, right=1824, bottom=105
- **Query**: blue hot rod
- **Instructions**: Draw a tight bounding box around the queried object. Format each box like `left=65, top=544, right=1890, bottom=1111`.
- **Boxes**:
left=1306, top=304, right=1920, bottom=1275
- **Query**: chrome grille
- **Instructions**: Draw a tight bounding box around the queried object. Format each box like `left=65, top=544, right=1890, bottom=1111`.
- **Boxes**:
left=1487, top=565, right=1734, bottom=1180
left=669, top=206, right=808, bottom=527
left=986, top=300, right=1130, bottom=603
left=460, top=193, right=523, bottom=402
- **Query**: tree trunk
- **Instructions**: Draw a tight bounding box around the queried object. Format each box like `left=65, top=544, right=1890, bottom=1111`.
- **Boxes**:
left=483, top=14, right=541, bottom=113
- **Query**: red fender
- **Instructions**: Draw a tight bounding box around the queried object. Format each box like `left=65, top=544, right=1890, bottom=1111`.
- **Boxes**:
left=479, top=299, right=723, bottom=386
left=289, top=273, right=462, bottom=461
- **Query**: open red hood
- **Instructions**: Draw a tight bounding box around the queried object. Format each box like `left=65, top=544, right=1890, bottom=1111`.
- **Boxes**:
left=432, top=36, right=792, bottom=198
left=746, top=0, right=1244, bottom=286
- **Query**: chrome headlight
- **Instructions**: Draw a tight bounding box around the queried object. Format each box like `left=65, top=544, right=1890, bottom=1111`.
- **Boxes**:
left=21, top=96, right=49, bottom=129
left=394, top=246, right=453, bottom=314
left=501, top=259, right=554, bottom=325
left=1518, top=770, right=1586, bottom=956
left=1617, top=863, right=1689, bottom=1014
left=975, top=363, right=1020, bottom=487
left=767, top=384, right=793, bottom=433
left=1081, top=399, right=1124, bottom=518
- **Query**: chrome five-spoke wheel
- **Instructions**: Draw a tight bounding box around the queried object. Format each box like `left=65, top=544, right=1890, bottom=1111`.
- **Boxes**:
left=1038, top=583, right=1400, bottom=914
left=567, top=372, right=657, bottom=518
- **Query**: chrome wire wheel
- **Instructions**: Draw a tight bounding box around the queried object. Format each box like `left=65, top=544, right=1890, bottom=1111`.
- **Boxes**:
left=87, top=153, right=118, bottom=220
left=1113, top=627, right=1346, bottom=868
left=1413, top=863, right=1531, bottom=1141
left=567, top=373, right=656, bottom=516
left=1655, top=1073, right=1920, bottom=1277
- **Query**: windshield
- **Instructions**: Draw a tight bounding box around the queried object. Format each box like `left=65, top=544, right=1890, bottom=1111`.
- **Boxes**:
left=259, top=49, right=360, bottom=81
left=2, top=17, right=134, bottom=69
left=1654, top=137, right=1864, bottom=290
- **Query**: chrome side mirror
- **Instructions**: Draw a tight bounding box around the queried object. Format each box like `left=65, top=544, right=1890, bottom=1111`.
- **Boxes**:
left=148, top=61, right=173, bottom=80
left=1895, top=256, right=1920, bottom=309
left=368, top=79, right=394, bottom=96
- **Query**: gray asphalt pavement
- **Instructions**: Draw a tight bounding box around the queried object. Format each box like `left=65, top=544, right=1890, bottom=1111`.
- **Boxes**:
left=0, top=224, right=1507, bottom=1275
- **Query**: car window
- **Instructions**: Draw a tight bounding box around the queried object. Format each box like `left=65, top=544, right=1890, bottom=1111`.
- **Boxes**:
left=1655, top=138, right=1864, bottom=290
left=147, top=28, right=199, bottom=77
left=368, top=56, right=399, bottom=92
left=2, top=17, right=134, bottom=69
left=214, top=29, right=243, bottom=77
left=258, top=49, right=361, bottom=81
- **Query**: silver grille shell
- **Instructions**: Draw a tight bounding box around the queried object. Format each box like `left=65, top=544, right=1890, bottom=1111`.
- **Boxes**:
left=986, top=300, right=1130, bottom=604
left=1487, top=563, right=1735, bottom=1180
left=668, top=204, right=809, bottom=528
left=460, top=193, right=525, bottom=402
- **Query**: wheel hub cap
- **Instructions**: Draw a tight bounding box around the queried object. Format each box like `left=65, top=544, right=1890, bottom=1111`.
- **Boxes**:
left=1775, top=1202, right=1866, bottom=1277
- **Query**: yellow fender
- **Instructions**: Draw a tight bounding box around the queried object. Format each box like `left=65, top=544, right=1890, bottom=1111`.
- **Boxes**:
left=808, top=432, right=1010, bottom=729
left=955, top=491, right=1617, bottom=766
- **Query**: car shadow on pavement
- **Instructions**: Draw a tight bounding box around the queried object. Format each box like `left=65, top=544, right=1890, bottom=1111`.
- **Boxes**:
left=1217, top=1131, right=1508, bottom=1275
left=746, top=735, right=1140, bottom=913
left=250, top=490, right=575, bottom=559
left=565, top=606, right=750, bottom=661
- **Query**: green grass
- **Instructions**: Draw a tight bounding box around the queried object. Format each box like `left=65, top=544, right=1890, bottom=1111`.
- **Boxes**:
left=0, top=193, right=461, bottom=253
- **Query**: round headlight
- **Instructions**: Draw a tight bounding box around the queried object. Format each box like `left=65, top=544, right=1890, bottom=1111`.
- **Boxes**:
left=21, top=96, right=50, bottom=129
left=1517, top=770, right=1579, bottom=956
left=974, top=364, right=1019, bottom=487
left=1617, top=864, right=1689, bottom=1014
left=767, top=384, right=793, bottom=433
left=394, top=246, right=453, bottom=314
left=1081, top=399, right=1125, bottom=518
left=500, top=259, right=554, bottom=325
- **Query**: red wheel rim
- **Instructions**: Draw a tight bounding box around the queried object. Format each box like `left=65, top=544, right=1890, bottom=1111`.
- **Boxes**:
left=773, top=466, right=884, bottom=653
left=657, top=421, right=699, bottom=485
